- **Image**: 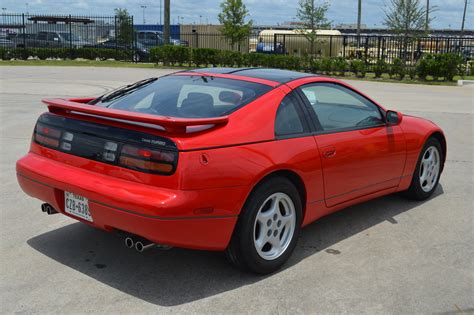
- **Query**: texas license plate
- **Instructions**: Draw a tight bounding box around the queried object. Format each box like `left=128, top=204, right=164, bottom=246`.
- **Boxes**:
left=64, top=191, right=93, bottom=222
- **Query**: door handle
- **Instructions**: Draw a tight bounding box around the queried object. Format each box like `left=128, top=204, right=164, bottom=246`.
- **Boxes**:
left=322, top=147, right=336, bottom=158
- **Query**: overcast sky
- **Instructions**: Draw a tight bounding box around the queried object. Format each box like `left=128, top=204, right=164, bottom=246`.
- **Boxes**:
left=2, top=0, right=472, bottom=29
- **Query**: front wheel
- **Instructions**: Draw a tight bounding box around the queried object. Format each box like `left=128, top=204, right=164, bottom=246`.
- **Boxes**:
left=226, top=177, right=302, bottom=274
left=405, top=137, right=443, bottom=200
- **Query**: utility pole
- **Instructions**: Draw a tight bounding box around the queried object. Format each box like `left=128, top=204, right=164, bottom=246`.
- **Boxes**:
left=357, top=0, right=362, bottom=48
left=159, top=0, right=162, bottom=25
left=425, top=0, right=430, bottom=33
left=163, top=0, right=170, bottom=45
left=141, top=5, right=146, bottom=24
left=461, top=0, right=468, bottom=36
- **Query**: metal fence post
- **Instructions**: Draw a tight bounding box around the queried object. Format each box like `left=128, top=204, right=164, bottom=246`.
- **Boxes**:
left=22, top=14, right=26, bottom=59
left=273, top=33, right=277, bottom=54
left=68, top=15, right=73, bottom=59
left=329, top=35, right=333, bottom=57
left=114, top=16, right=118, bottom=51
left=377, top=36, right=381, bottom=60
left=131, top=15, right=135, bottom=62
left=342, top=36, right=346, bottom=58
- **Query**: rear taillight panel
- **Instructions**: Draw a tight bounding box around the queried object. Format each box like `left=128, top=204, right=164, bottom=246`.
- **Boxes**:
left=33, top=113, right=178, bottom=175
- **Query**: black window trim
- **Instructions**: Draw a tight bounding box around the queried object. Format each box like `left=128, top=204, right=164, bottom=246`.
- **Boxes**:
left=274, top=90, right=313, bottom=140
left=296, top=81, right=389, bottom=136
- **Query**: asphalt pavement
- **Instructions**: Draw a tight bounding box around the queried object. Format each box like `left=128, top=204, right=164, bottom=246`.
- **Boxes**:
left=0, top=66, right=472, bottom=314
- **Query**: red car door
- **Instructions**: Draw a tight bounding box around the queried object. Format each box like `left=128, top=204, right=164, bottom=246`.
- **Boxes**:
left=298, top=82, right=406, bottom=207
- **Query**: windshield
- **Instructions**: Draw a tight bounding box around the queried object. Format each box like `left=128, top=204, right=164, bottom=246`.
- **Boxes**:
left=94, top=75, right=272, bottom=118
left=59, top=33, right=80, bottom=41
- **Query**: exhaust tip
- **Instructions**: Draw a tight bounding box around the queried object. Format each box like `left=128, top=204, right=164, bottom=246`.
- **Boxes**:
left=135, top=241, right=155, bottom=253
left=42, top=203, right=58, bottom=215
left=125, top=237, right=134, bottom=248
left=135, top=241, right=144, bottom=253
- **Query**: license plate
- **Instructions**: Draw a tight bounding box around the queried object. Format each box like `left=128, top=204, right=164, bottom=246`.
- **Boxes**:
left=64, top=191, right=93, bottom=222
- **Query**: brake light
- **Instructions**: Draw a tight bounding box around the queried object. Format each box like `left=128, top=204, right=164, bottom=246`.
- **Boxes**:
left=34, top=123, right=61, bottom=148
left=119, top=144, right=177, bottom=174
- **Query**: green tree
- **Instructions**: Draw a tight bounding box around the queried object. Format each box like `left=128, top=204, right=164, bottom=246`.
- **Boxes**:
left=296, top=0, right=331, bottom=56
left=115, top=8, right=133, bottom=45
left=384, top=0, right=435, bottom=62
left=218, top=0, right=253, bottom=51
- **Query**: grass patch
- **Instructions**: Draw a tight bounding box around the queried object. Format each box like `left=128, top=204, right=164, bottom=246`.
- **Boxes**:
left=0, top=59, right=188, bottom=69
left=328, top=72, right=473, bottom=86
left=1, top=59, right=470, bottom=86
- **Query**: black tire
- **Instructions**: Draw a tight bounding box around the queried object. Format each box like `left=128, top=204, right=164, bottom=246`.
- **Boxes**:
left=404, top=137, right=444, bottom=201
left=226, top=177, right=302, bottom=274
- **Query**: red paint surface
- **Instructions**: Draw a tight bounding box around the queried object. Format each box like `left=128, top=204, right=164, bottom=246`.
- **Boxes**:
left=16, top=74, right=445, bottom=250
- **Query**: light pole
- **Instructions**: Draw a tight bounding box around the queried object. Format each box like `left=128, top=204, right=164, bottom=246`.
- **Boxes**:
left=199, top=15, right=202, bottom=25
left=25, top=2, right=29, bottom=14
left=141, top=5, right=147, bottom=24
left=159, top=0, right=162, bottom=25
left=425, top=0, right=430, bottom=32
left=461, top=0, right=468, bottom=36
left=357, top=0, right=362, bottom=48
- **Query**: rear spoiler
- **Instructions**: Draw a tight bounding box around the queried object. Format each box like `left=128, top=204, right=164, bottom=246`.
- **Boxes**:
left=42, top=98, right=229, bottom=134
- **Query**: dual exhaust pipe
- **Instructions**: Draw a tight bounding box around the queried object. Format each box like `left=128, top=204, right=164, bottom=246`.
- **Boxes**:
left=125, top=236, right=155, bottom=253
left=40, top=203, right=169, bottom=253
left=124, top=236, right=171, bottom=253
left=41, top=203, right=58, bottom=215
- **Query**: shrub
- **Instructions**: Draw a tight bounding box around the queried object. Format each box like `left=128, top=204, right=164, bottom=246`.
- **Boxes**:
left=374, top=59, right=387, bottom=78
left=416, top=55, right=435, bottom=80
left=309, top=58, right=322, bottom=74
left=321, top=58, right=334, bottom=75
left=350, top=59, right=366, bottom=78
left=437, top=53, right=464, bottom=81
left=149, top=46, right=165, bottom=64
left=150, top=45, right=191, bottom=66
left=0, top=47, right=132, bottom=61
left=263, top=54, right=301, bottom=70
left=407, top=67, right=417, bottom=80
left=192, top=48, right=220, bottom=67
left=218, top=50, right=243, bottom=67
left=243, top=53, right=268, bottom=67
left=332, top=57, right=348, bottom=76
left=416, top=53, right=464, bottom=81
left=391, top=58, right=406, bottom=80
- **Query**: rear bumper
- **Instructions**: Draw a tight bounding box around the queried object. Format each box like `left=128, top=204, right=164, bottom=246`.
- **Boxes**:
left=17, top=152, right=244, bottom=250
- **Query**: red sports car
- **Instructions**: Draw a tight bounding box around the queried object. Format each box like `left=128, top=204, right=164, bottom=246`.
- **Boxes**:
left=17, top=68, right=446, bottom=274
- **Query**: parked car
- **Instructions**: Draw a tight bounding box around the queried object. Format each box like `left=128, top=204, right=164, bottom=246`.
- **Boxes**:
left=136, top=30, right=188, bottom=48
left=0, top=36, right=15, bottom=48
left=16, top=68, right=446, bottom=274
left=85, top=40, right=149, bottom=62
left=31, top=31, right=91, bottom=48
left=7, top=33, right=37, bottom=48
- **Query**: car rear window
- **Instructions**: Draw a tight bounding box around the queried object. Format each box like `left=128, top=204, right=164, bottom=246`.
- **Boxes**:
left=94, top=75, right=272, bottom=118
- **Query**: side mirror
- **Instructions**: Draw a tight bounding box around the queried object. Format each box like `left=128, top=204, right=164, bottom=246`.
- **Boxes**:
left=386, top=110, right=403, bottom=125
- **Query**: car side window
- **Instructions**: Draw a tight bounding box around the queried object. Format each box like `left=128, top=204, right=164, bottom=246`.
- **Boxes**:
left=300, top=83, right=384, bottom=132
left=275, top=94, right=306, bottom=137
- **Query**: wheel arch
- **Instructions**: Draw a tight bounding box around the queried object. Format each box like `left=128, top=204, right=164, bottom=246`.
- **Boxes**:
left=429, top=131, right=447, bottom=172
left=246, top=169, right=307, bottom=222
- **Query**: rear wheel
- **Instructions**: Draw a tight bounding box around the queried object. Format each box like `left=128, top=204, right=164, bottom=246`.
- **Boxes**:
left=405, top=137, right=443, bottom=200
left=226, top=177, right=302, bottom=274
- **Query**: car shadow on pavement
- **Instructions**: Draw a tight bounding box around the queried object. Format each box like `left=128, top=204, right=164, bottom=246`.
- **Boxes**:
left=27, top=185, right=444, bottom=306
